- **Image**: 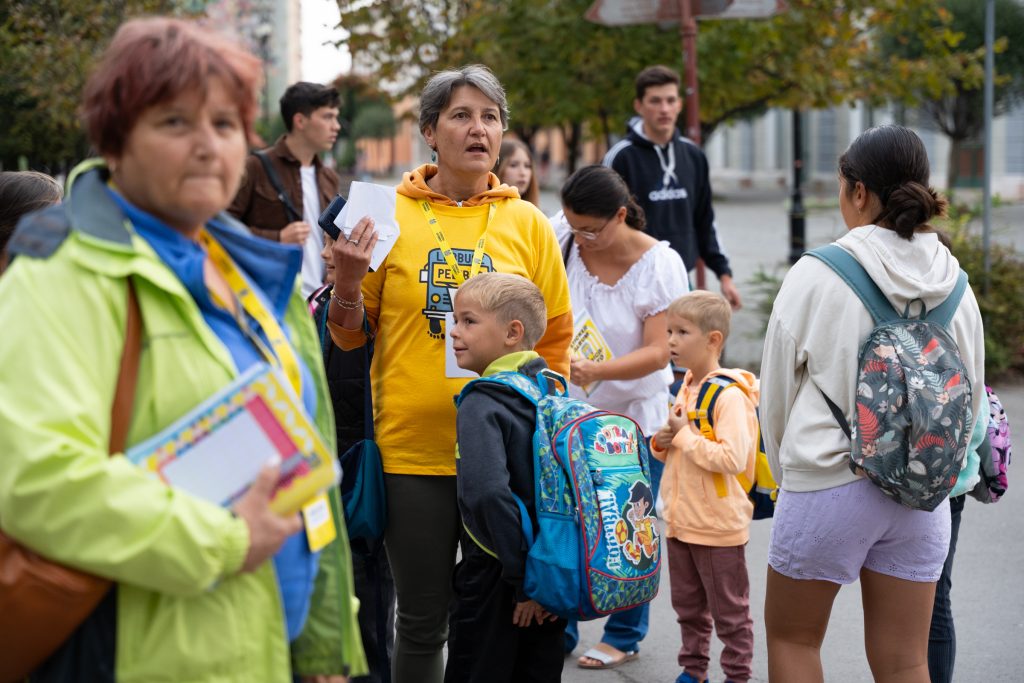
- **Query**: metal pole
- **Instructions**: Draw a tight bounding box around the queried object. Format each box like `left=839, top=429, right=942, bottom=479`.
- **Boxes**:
left=678, top=0, right=706, bottom=288
left=678, top=0, right=701, bottom=145
left=789, top=109, right=806, bottom=264
left=982, top=0, right=995, bottom=293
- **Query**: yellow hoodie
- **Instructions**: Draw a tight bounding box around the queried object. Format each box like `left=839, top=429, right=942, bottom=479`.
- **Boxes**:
left=652, top=368, right=760, bottom=546
left=328, top=164, right=572, bottom=476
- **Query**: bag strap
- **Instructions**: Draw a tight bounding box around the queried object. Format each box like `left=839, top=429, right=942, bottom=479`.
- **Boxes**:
left=689, top=377, right=735, bottom=440
left=109, top=280, right=142, bottom=455
left=253, top=150, right=303, bottom=224
left=360, top=314, right=374, bottom=441
left=561, top=233, right=573, bottom=266
left=821, top=391, right=852, bottom=439
left=806, top=245, right=901, bottom=324
left=925, top=270, right=969, bottom=327
left=456, top=371, right=545, bottom=408
left=511, top=493, right=535, bottom=549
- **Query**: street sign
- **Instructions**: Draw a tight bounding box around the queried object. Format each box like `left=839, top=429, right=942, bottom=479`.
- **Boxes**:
left=585, top=0, right=784, bottom=26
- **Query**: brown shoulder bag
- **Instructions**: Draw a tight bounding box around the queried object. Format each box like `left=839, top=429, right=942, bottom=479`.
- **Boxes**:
left=0, top=282, right=142, bottom=682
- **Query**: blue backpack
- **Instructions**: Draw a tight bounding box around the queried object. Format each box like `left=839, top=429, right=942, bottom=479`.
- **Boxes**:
left=456, top=370, right=661, bottom=620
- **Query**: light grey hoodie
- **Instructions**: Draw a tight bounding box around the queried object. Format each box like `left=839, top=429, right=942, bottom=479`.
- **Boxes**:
left=759, top=225, right=986, bottom=492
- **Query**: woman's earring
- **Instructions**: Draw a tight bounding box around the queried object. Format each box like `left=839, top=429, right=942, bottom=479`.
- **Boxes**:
left=495, top=156, right=500, bottom=167
left=430, top=149, right=437, bottom=163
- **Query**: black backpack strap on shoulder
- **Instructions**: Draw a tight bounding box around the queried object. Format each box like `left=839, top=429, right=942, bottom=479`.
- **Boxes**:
left=561, top=234, right=573, bottom=266
left=821, top=390, right=852, bottom=439
left=253, top=150, right=302, bottom=223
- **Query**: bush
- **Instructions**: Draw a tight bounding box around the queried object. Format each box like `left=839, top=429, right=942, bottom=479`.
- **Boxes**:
left=940, top=203, right=1024, bottom=380
left=748, top=204, right=1024, bottom=381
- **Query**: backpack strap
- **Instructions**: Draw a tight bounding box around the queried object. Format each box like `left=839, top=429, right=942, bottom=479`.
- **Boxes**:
left=924, top=270, right=969, bottom=327
left=689, top=377, right=736, bottom=499
left=253, top=150, right=303, bottom=224
left=455, top=371, right=546, bottom=408
left=806, top=244, right=901, bottom=324
left=511, top=494, right=535, bottom=548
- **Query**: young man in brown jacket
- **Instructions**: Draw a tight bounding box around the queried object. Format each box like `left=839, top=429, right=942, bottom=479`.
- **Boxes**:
left=229, top=81, right=340, bottom=297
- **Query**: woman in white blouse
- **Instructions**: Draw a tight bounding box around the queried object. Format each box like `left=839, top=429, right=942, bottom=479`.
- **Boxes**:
left=555, top=164, right=689, bottom=670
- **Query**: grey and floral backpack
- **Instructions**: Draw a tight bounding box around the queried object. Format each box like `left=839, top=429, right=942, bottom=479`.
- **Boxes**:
left=808, top=244, right=973, bottom=512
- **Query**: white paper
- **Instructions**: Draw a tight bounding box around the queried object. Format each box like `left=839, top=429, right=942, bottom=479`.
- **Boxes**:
left=444, top=311, right=479, bottom=378
left=160, top=410, right=278, bottom=506
left=334, top=181, right=400, bottom=271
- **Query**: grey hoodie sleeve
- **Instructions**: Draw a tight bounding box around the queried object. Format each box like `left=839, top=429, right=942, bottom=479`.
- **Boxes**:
left=455, top=391, right=529, bottom=600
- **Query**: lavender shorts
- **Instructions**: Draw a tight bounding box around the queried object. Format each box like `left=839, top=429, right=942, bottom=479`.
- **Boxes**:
left=768, top=478, right=951, bottom=584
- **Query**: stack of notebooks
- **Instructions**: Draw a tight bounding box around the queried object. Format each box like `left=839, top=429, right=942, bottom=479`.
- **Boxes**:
left=127, top=363, right=339, bottom=515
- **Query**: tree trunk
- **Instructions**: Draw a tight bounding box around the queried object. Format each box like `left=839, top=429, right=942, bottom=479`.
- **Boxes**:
left=564, top=121, right=582, bottom=174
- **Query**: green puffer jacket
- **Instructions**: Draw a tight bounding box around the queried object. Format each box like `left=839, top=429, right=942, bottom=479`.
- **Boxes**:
left=0, top=162, right=367, bottom=681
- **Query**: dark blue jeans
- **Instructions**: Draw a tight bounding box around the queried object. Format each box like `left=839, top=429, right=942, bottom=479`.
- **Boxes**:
left=928, top=493, right=965, bottom=683
left=565, top=456, right=664, bottom=655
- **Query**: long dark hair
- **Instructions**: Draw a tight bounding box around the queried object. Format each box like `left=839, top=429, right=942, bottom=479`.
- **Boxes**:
left=560, top=165, right=645, bottom=230
left=838, top=125, right=947, bottom=240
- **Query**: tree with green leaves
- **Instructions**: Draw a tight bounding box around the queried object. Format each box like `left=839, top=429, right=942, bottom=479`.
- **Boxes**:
left=0, top=0, right=197, bottom=172
left=336, top=0, right=983, bottom=170
left=885, top=0, right=1024, bottom=189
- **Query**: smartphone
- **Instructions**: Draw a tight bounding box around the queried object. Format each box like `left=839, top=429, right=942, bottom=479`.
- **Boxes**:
left=317, top=194, right=346, bottom=240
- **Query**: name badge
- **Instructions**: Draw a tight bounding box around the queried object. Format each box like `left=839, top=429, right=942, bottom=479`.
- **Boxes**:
left=302, top=493, right=337, bottom=552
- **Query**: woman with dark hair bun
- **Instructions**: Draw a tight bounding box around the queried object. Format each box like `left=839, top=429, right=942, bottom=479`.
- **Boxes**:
left=555, top=164, right=689, bottom=670
left=759, top=125, right=986, bottom=681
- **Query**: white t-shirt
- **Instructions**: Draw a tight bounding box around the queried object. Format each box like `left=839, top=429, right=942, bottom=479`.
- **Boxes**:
left=562, top=235, right=690, bottom=434
left=299, top=165, right=325, bottom=297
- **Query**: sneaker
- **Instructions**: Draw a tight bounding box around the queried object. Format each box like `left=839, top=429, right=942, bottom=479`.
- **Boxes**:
left=675, top=672, right=709, bottom=683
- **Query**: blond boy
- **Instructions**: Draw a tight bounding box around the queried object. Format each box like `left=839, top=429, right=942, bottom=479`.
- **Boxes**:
left=446, top=272, right=565, bottom=682
left=652, top=290, right=758, bottom=683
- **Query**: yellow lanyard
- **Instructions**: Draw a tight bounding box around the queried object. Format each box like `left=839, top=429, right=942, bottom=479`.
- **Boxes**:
left=419, top=200, right=494, bottom=287
left=198, top=228, right=303, bottom=396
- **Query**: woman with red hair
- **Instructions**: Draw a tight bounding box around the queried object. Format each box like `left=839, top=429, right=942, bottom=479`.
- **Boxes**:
left=0, top=17, right=364, bottom=681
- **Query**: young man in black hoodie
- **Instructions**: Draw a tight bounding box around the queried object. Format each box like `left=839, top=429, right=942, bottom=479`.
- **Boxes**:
left=603, top=65, right=742, bottom=310
left=445, top=273, right=565, bottom=683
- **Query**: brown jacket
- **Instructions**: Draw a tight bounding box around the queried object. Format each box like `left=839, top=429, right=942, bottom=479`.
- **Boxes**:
left=228, top=135, right=340, bottom=241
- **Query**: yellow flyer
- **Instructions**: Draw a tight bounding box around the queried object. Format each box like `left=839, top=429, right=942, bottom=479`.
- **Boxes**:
left=569, top=309, right=614, bottom=395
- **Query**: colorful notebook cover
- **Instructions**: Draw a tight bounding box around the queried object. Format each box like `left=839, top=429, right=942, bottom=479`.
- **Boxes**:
left=126, top=363, right=340, bottom=516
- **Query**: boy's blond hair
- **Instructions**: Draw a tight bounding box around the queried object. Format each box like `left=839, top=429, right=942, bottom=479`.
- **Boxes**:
left=458, top=272, right=548, bottom=348
left=667, top=290, right=731, bottom=341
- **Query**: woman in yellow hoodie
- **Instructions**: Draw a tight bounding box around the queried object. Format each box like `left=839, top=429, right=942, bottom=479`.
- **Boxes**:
left=324, top=65, right=572, bottom=683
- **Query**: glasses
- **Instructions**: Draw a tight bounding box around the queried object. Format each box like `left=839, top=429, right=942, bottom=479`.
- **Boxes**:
left=568, top=215, right=614, bottom=241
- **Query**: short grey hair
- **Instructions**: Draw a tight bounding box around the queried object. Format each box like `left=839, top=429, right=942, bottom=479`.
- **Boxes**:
left=418, top=64, right=509, bottom=136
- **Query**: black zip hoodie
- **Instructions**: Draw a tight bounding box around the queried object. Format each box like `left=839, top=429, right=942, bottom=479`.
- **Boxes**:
left=603, top=118, right=732, bottom=277
left=455, top=354, right=548, bottom=601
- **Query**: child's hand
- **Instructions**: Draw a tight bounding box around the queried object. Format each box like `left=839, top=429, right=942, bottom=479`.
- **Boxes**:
left=654, top=423, right=674, bottom=450
left=667, top=408, right=687, bottom=434
left=512, top=599, right=553, bottom=627
left=654, top=408, right=688, bottom=450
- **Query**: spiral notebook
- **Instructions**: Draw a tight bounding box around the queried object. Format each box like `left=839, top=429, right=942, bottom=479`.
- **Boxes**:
left=126, top=363, right=340, bottom=515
